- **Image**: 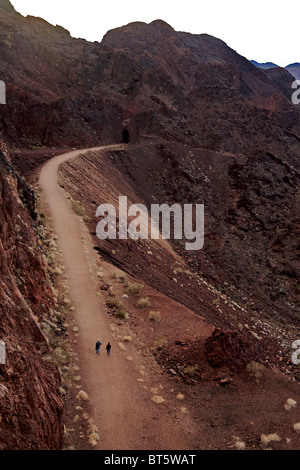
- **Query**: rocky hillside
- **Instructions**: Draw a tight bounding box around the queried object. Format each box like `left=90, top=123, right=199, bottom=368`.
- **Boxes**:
left=286, top=63, right=300, bottom=80
left=0, top=4, right=299, bottom=159
left=0, top=0, right=16, bottom=14
left=0, top=142, right=64, bottom=449
left=59, top=143, right=300, bottom=361
left=0, top=0, right=299, bottom=450
left=252, top=60, right=300, bottom=80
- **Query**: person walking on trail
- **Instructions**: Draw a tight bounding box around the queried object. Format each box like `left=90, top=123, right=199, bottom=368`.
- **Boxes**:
left=95, top=339, right=102, bottom=355
left=106, top=342, right=111, bottom=357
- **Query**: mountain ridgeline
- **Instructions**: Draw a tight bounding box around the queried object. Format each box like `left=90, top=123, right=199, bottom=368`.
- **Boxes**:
left=0, top=6, right=299, bottom=158
left=251, top=60, right=300, bottom=80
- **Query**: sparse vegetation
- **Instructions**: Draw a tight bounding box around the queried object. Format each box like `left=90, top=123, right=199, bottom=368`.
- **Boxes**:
left=173, top=266, right=183, bottom=275
left=88, top=421, right=100, bottom=447
left=148, top=310, right=161, bottom=322
left=284, top=398, right=297, bottom=411
left=115, top=310, right=129, bottom=320
left=234, top=439, right=246, bottom=450
left=71, top=199, right=90, bottom=222
left=152, top=337, right=167, bottom=352
left=151, top=395, right=165, bottom=404
left=293, top=423, right=300, bottom=433
left=76, top=390, right=89, bottom=402
left=106, top=294, right=123, bottom=309
left=183, top=364, right=199, bottom=377
left=126, top=282, right=144, bottom=295
left=260, top=433, right=281, bottom=447
left=118, top=274, right=129, bottom=287
left=136, top=297, right=151, bottom=308
left=107, top=287, right=116, bottom=297
left=57, top=175, right=65, bottom=188
left=246, top=361, right=265, bottom=383
left=71, top=200, right=85, bottom=217
left=123, top=336, right=132, bottom=342
left=2, top=15, right=300, bottom=452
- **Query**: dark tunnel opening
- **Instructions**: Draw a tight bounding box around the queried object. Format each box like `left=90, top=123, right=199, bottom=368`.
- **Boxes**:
left=122, top=129, right=130, bottom=144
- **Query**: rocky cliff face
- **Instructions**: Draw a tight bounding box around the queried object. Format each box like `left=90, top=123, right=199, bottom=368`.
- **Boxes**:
left=0, top=142, right=64, bottom=449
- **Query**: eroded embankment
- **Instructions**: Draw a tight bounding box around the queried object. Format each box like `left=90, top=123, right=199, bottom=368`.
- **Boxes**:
left=39, top=146, right=212, bottom=450
left=56, top=145, right=300, bottom=450
left=0, top=143, right=64, bottom=450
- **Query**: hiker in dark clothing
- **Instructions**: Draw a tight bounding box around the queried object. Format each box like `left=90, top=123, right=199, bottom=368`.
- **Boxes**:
left=95, top=339, right=102, bottom=354
left=106, top=342, right=111, bottom=357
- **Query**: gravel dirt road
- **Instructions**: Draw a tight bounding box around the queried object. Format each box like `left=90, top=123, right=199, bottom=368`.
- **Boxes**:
left=39, top=146, right=197, bottom=451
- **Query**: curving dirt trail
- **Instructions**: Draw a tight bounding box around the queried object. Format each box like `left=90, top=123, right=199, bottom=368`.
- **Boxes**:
left=39, top=146, right=197, bottom=451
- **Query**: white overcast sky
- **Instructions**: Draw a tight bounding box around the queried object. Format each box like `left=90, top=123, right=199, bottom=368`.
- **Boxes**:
left=10, top=0, right=298, bottom=67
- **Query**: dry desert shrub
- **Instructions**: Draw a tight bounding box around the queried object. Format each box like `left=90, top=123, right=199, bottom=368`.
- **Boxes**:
left=123, top=336, right=132, bottom=342
left=173, top=266, right=183, bottom=275
left=126, top=282, right=144, bottom=295
left=71, top=200, right=85, bottom=217
left=148, top=310, right=161, bottom=322
left=152, top=337, right=167, bottom=352
left=71, top=199, right=90, bottom=222
left=137, top=297, right=151, bottom=309
left=107, top=287, right=116, bottom=297
left=76, top=390, right=89, bottom=402
left=88, top=421, right=99, bottom=447
left=235, top=440, right=246, bottom=450
left=293, top=423, right=300, bottom=433
left=246, top=361, right=265, bottom=383
left=183, top=364, right=199, bottom=377
left=151, top=395, right=165, bottom=404
left=106, top=296, right=123, bottom=309
left=260, top=433, right=281, bottom=447
left=115, top=310, right=129, bottom=320
left=118, top=274, right=129, bottom=287
left=284, top=398, right=297, bottom=411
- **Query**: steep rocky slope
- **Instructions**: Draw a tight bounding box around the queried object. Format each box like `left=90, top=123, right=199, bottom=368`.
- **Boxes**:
left=56, top=145, right=300, bottom=450
left=0, top=5, right=299, bottom=161
left=1, top=0, right=298, bottom=366
left=100, top=142, right=299, bottom=324
left=59, top=145, right=300, bottom=366
left=286, top=63, right=300, bottom=80
left=252, top=60, right=300, bottom=80
left=0, top=142, right=64, bottom=449
left=0, top=0, right=299, bottom=450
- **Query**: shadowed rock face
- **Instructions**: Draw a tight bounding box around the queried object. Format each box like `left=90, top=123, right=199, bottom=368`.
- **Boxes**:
left=286, top=63, right=300, bottom=80
left=0, top=144, right=64, bottom=449
left=0, top=10, right=299, bottom=158
left=205, top=328, right=254, bottom=372
left=58, top=142, right=300, bottom=327
left=0, top=0, right=16, bottom=14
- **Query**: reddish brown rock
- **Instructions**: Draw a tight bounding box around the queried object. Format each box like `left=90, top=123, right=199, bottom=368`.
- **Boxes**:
left=0, top=8, right=299, bottom=158
left=0, top=143, right=64, bottom=449
left=205, top=328, right=255, bottom=372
